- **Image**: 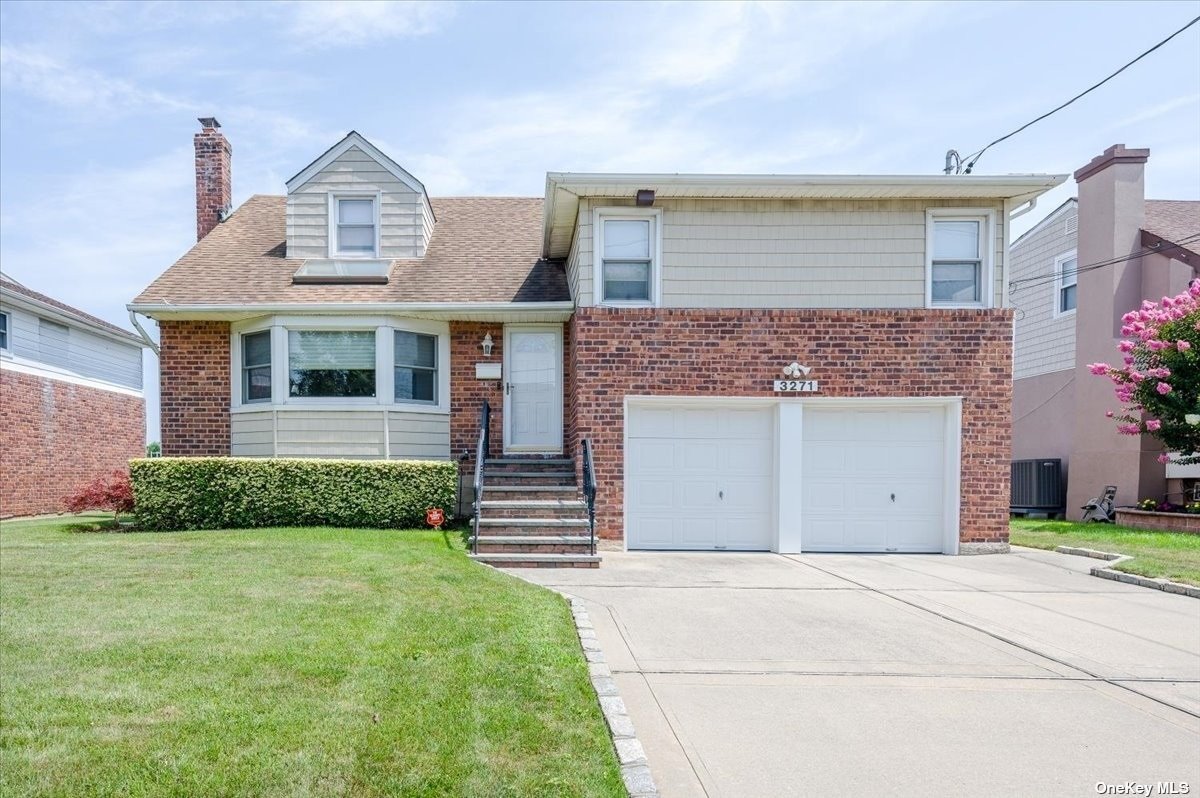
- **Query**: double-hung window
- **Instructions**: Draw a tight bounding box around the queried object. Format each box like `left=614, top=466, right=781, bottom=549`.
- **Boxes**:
left=334, top=197, right=377, bottom=257
left=0, top=311, right=9, bottom=352
left=288, top=330, right=376, bottom=398
left=597, top=212, right=658, bottom=304
left=1055, top=251, right=1078, bottom=315
left=394, top=330, right=437, bottom=404
left=929, top=213, right=989, bottom=306
left=241, top=330, right=272, bottom=403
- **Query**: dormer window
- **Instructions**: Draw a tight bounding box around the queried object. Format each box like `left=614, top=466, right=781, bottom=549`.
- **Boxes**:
left=332, top=195, right=378, bottom=257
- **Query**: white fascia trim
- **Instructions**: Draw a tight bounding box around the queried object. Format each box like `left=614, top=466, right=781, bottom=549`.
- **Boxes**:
left=286, top=132, right=427, bottom=196
left=1, top=357, right=144, bottom=398
left=547, top=172, right=1067, bottom=191
left=2, top=292, right=144, bottom=349
left=129, top=301, right=575, bottom=315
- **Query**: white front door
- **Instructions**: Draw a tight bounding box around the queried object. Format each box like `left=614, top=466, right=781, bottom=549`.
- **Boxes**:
left=626, top=404, right=775, bottom=550
left=800, top=405, right=946, bottom=553
left=504, top=326, right=563, bottom=452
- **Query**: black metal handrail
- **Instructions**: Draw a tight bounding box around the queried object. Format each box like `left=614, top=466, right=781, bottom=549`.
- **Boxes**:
left=581, top=438, right=597, bottom=556
left=472, top=399, right=490, bottom=555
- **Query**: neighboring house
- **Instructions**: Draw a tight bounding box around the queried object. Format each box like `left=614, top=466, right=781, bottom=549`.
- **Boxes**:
left=1012, top=144, right=1200, bottom=515
left=131, top=118, right=1064, bottom=565
left=0, top=275, right=146, bottom=517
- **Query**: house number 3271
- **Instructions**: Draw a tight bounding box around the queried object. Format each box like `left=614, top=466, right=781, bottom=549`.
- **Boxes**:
left=773, top=379, right=819, bottom=392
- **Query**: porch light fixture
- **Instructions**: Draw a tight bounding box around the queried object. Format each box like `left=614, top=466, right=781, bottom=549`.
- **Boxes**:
left=481, top=333, right=494, bottom=357
left=635, top=189, right=655, bottom=207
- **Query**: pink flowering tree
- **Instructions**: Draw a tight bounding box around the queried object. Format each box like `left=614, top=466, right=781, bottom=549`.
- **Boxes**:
left=1089, top=281, right=1200, bottom=465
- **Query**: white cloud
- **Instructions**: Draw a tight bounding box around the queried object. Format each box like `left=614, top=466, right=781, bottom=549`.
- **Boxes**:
left=279, top=0, right=454, bottom=49
left=0, top=45, right=194, bottom=112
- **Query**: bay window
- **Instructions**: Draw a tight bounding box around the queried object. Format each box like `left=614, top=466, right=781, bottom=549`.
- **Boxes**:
left=288, top=330, right=376, bottom=398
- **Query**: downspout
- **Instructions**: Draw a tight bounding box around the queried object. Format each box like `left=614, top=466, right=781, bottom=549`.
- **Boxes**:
left=128, top=310, right=159, bottom=356
left=1003, top=196, right=1039, bottom=309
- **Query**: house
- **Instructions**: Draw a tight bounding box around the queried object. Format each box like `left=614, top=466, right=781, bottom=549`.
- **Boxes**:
left=1012, top=144, right=1200, bottom=514
left=130, top=117, right=1065, bottom=565
left=0, top=274, right=146, bottom=517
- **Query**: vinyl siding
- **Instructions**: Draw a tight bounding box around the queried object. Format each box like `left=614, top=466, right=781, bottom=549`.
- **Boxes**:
left=572, top=197, right=1007, bottom=309
left=0, top=303, right=143, bottom=389
left=285, top=145, right=431, bottom=260
left=1011, top=205, right=1077, bottom=379
left=229, top=408, right=450, bottom=459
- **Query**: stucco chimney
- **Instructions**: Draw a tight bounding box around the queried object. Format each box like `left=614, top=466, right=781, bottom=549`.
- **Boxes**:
left=194, top=117, right=231, bottom=241
left=1067, top=144, right=1155, bottom=513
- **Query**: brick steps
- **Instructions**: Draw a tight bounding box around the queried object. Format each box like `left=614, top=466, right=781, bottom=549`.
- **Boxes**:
left=472, top=455, right=596, bottom=568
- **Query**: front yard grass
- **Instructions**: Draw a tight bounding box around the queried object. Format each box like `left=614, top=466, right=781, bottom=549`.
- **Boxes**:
left=0, top=515, right=623, bottom=797
left=1010, top=518, right=1200, bottom=587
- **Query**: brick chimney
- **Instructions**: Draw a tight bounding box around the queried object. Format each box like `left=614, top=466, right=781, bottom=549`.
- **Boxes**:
left=194, top=117, right=231, bottom=241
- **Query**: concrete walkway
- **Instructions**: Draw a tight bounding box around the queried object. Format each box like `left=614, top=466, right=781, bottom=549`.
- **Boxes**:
left=519, top=547, right=1200, bottom=797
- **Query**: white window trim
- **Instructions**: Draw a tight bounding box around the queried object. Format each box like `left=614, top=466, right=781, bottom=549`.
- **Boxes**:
left=1053, top=249, right=1078, bottom=318
left=0, top=310, right=9, bottom=354
left=925, top=208, right=996, bottom=309
left=327, top=192, right=382, bottom=259
left=592, top=207, right=663, bottom=307
left=229, top=315, right=450, bottom=414
left=239, top=328, right=273, bottom=405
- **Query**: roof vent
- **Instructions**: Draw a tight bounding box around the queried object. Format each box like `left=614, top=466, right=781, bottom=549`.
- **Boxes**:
left=1065, top=215, right=1078, bottom=235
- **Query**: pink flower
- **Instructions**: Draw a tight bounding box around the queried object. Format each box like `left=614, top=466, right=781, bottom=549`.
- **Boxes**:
left=1105, top=410, right=1115, bottom=418
left=1147, top=339, right=1168, bottom=351
left=1157, top=382, right=1173, bottom=395
left=1146, top=419, right=1162, bottom=431
left=1117, top=423, right=1141, bottom=435
left=1118, top=340, right=1135, bottom=353
left=1178, top=340, right=1192, bottom=352
left=1087, top=362, right=1110, bottom=375
left=1159, top=453, right=1171, bottom=464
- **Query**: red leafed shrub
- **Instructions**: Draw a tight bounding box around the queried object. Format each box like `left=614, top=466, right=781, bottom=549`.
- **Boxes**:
left=64, top=470, right=134, bottom=525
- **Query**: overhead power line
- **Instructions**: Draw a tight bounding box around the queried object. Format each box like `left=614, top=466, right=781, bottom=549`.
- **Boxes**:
left=952, top=15, right=1200, bottom=174
left=1009, top=233, right=1200, bottom=293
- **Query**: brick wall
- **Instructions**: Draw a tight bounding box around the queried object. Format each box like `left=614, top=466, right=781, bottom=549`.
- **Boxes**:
left=159, top=320, right=231, bottom=456
left=0, top=369, right=145, bottom=517
left=569, top=307, right=1014, bottom=544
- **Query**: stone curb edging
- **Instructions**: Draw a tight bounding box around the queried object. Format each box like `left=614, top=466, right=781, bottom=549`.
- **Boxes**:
left=568, top=596, right=660, bottom=798
left=1054, top=545, right=1200, bottom=599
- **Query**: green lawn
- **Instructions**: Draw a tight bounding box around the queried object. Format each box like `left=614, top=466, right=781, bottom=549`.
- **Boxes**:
left=1010, top=518, right=1200, bottom=587
left=0, top=515, right=623, bottom=797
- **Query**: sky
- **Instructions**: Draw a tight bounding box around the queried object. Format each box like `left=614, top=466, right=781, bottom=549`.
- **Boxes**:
left=1, top=0, right=1198, bottom=442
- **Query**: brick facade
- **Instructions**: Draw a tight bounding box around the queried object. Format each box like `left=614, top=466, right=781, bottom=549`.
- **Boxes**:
left=568, top=307, right=1014, bottom=544
left=159, top=320, right=231, bottom=456
left=0, top=370, right=145, bottom=517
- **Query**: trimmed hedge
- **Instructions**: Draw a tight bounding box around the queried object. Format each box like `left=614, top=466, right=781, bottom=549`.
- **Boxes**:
left=129, top=458, right=457, bottom=531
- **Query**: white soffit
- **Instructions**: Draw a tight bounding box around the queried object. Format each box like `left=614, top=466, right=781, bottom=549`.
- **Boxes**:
left=542, top=172, right=1069, bottom=258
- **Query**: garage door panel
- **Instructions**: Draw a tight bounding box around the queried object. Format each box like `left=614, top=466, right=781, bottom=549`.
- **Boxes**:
left=724, top=440, right=774, bottom=474
left=627, top=516, right=675, bottom=548
left=721, top=478, right=773, bottom=509
left=803, top=479, right=845, bottom=512
left=722, top=515, right=774, bottom=549
left=679, top=408, right=722, bottom=437
left=682, top=441, right=721, bottom=471
left=631, top=440, right=676, bottom=472
left=630, top=478, right=677, bottom=510
left=681, top=479, right=720, bottom=508
left=627, top=406, right=676, bottom=437
left=725, top=408, right=774, bottom=438
left=803, top=441, right=847, bottom=472
left=679, top=516, right=719, bottom=548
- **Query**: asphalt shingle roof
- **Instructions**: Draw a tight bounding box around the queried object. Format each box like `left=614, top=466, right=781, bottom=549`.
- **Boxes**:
left=132, top=195, right=569, bottom=307
left=1, top=277, right=143, bottom=343
left=1144, top=200, right=1200, bottom=247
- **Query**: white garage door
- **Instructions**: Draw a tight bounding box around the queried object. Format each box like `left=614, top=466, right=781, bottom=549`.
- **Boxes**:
left=801, top=405, right=946, bottom=553
left=627, top=404, right=774, bottom=550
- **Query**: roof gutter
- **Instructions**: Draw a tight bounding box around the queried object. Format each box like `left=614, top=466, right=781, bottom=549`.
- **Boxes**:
left=126, top=300, right=576, bottom=317
left=128, top=310, right=160, bottom=356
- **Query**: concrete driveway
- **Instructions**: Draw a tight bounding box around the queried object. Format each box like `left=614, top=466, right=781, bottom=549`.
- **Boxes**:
left=519, top=548, right=1200, bottom=797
